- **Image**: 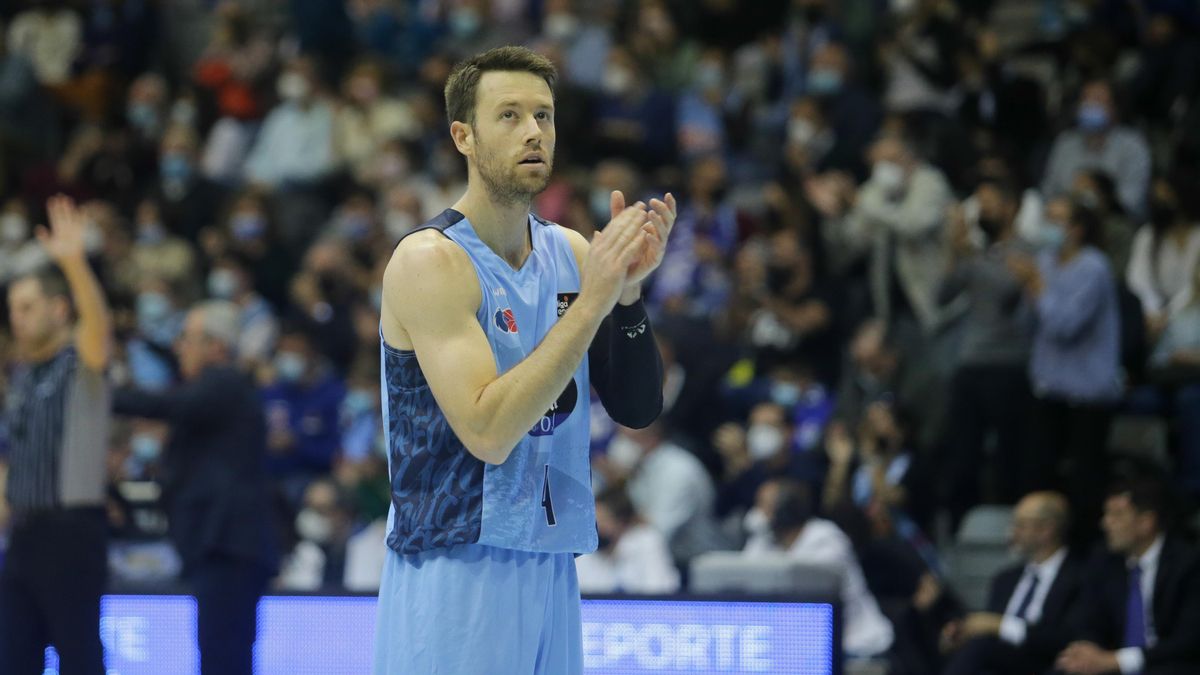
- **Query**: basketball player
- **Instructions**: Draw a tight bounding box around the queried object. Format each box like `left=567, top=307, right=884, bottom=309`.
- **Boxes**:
left=373, top=46, right=674, bottom=674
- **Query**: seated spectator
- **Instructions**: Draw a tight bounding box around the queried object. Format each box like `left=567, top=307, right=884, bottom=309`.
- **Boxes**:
left=151, top=123, right=228, bottom=242
left=1072, top=169, right=1134, bottom=276
left=715, top=401, right=825, bottom=520
left=1127, top=175, right=1200, bottom=333
left=745, top=479, right=893, bottom=658
left=836, top=134, right=955, bottom=333
left=130, top=197, right=196, bottom=289
left=277, top=478, right=356, bottom=591
left=1041, top=78, right=1151, bottom=220
left=333, top=59, right=419, bottom=184
left=1056, top=478, right=1200, bottom=675
left=575, top=487, right=680, bottom=594
left=941, top=492, right=1084, bottom=675
left=0, top=198, right=46, bottom=285
left=206, top=254, right=279, bottom=371
left=803, top=42, right=882, bottom=181
left=243, top=56, right=336, bottom=190
left=127, top=275, right=185, bottom=391
left=591, top=47, right=678, bottom=170
left=261, top=325, right=347, bottom=503
left=1010, top=201, right=1122, bottom=545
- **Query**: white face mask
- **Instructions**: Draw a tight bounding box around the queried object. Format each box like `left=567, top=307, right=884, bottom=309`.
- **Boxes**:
left=296, top=508, right=333, bottom=544
left=743, top=507, right=770, bottom=536
left=746, top=424, right=784, bottom=461
left=607, top=435, right=644, bottom=471
left=0, top=214, right=28, bottom=245
left=872, top=161, right=906, bottom=193
left=788, top=118, right=817, bottom=147
left=544, top=13, right=579, bottom=40
left=278, top=72, right=311, bottom=102
left=602, top=66, right=634, bottom=96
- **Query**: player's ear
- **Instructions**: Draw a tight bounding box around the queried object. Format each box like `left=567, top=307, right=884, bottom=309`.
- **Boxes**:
left=450, top=120, right=474, bottom=157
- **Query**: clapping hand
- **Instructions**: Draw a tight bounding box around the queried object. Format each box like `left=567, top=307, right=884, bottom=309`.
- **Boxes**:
left=609, top=190, right=676, bottom=288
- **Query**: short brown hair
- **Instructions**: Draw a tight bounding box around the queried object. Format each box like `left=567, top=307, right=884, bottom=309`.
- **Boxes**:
left=444, top=46, right=557, bottom=127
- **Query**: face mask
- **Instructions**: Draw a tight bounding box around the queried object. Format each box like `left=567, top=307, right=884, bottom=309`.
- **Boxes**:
left=977, top=215, right=1004, bottom=242
left=170, top=99, right=197, bottom=127
left=544, top=13, right=578, bottom=40
left=342, top=389, right=374, bottom=418
left=746, top=424, right=785, bottom=461
left=278, top=72, right=311, bottom=102
left=596, top=532, right=614, bottom=550
left=275, top=352, right=307, bottom=383
left=160, top=152, right=192, bottom=183
left=602, top=66, right=634, bottom=96
left=771, top=382, right=802, bottom=407
left=349, top=77, right=380, bottom=104
left=207, top=269, right=240, bottom=300
left=872, top=161, right=906, bottom=193
left=450, top=8, right=482, bottom=37
left=1073, top=190, right=1099, bottom=210
left=130, top=432, right=162, bottom=461
left=743, top=507, right=770, bottom=536
left=127, top=102, right=160, bottom=135
left=336, top=213, right=372, bottom=241
left=807, top=68, right=843, bottom=96
left=384, top=211, right=416, bottom=240
left=138, top=223, right=166, bottom=245
left=231, top=214, right=266, bottom=241
left=137, top=292, right=172, bottom=326
left=788, top=118, right=816, bottom=147
left=296, top=509, right=333, bottom=544
left=1040, top=221, right=1067, bottom=251
left=1077, top=102, right=1110, bottom=132
left=694, top=63, right=723, bottom=92
left=0, top=214, right=29, bottom=244
left=607, top=435, right=644, bottom=471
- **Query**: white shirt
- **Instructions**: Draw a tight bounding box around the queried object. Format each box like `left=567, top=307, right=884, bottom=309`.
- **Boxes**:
left=1117, top=535, right=1165, bottom=675
left=998, top=547, right=1069, bottom=645
left=575, top=524, right=680, bottom=594
left=625, top=442, right=715, bottom=540
left=1126, top=226, right=1200, bottom=317
left=744, top=518, right=894, bottom=657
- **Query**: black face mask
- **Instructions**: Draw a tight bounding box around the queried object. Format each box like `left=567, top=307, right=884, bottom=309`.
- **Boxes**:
left=1150, top=200, right=1178, bottom=230
left=977, top=216, right=1004, bottom=242
left=597, top=533, right=614, bottom=550
left=766, top=265, right=792, bottom=294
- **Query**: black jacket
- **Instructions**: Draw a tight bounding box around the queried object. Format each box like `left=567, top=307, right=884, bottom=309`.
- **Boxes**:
left=1072, top=536, right=1200, bottom=672
left=985, top=552, right=1085, bottom=668
left=114, top=365, right=279, bottom=575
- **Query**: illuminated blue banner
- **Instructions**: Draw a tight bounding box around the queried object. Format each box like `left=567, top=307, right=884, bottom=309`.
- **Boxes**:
left=42, top=595, right=835, bottom=674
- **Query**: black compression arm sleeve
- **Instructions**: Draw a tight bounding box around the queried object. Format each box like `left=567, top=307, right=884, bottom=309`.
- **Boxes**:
left=588, top=298, right=664, bottom=428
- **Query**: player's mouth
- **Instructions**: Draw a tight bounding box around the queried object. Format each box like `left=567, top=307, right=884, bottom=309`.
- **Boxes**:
left=518, top=153, right=545, bottom=166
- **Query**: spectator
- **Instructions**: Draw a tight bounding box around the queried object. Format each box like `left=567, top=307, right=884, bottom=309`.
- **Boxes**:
left=129, top=197, right=197, bottom=289
left=803, top=41, right=881, bottom=180
left=941, top=491, right=1084, bottom=675
left=6, top=1, right=82, bottom=87
left=575, top=487, right=680, bottom=594
left=745, top=479, right=893, bottom=658
left=261, top=325, right=347, bottom=503
left=1070, top=169, right=1135, bottom=277
left=277, top=478, right=355, bottom=591
left=715, top=401, right=825, bottom=520
left=1012, top=202, right=1122, bottom=544
left=206, top=254, right=279, bottom=370
left=592, top=47, right=678, bottom=170
left=113, top=300, right=278, bottom=675
left=1127, top=175, right=1200, bottom=334
left=0, top=198, right=46, bottom=284
left=1041, top=79, right=1152, bottom=219
left=938, top=179, right=1035, bottom=519
left=1057, top=478, right=1200, bottom=675
left=243, top=56, right=336, bottom=190
left=152, top=123, right=229, bottom=243
left=836, top=134, right=955, bottom=334
left=333, top=59, right=419, bottom=184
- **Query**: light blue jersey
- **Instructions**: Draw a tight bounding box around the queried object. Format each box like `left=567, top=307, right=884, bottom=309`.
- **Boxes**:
left=379, top=208, right=597, bottom=555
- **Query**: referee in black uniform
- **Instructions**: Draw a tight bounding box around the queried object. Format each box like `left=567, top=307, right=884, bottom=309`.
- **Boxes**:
left=1, top=196, right=113, bottom=674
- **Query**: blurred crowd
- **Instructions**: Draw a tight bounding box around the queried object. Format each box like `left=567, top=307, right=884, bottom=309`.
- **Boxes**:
left=1, top=0, right=1200, bottom=669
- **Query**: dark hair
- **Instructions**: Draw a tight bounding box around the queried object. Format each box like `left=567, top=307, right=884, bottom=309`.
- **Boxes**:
left=1108, top=477, right=1171, bottom=529
left=1068, top=201, right=1105, bottom=249
left=597, top=486, right=637, bottom=525
left=770, top=480, right=815, bottom=537
left=14, top=266, right=74, bottom=315
left=444, top=46, right=557, bottom=127
left=976, top=176, right=1020, bottom=206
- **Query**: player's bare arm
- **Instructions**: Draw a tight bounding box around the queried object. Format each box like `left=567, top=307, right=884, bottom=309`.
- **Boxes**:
left=382, top=204, right=651, bottom=464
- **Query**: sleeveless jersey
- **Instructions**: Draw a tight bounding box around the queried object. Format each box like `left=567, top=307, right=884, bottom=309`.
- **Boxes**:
left=380, top=209, right=597, bottom=555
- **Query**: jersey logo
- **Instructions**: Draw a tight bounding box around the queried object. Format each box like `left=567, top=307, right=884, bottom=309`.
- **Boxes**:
left=494, top=308, right=519, bottom=333
left=556, top=292, right=578, bottom=318
left=529, top=379, right=578, bottom=437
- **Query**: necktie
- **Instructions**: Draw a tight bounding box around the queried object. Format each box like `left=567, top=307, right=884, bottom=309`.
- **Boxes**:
left=1124, top=564, right=1147, bottom=648
left=1012, top=568, right=1042, bottom=620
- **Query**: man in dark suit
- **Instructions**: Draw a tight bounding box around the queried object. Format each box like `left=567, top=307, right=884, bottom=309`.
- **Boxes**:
left=1056, top=478, right=1200, bottom=675
left=114, top=300, right=278, bottom=675
left=942, top=491, right=1084, bottom=675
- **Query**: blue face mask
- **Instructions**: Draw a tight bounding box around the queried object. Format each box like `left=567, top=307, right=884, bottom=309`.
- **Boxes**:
left=160, top=152, right=192, bottom=183
left=231, top=214, right=266, bottom=241
left=1040, top=222, right=1067, bottom=251
left=1077, top=102, right=1110, bottom=132
left=771, top=382, right=803, bottom=408
left=130, top=432, right=163, bottom=461
left=137, top=292, right=171, bottom=325
left=275, top=352, right=307, bottom=383
left=807, top=68, right=843, bottom=96
left=128, top=103, right=159, bottom=135
left=342, top=390, right=375, bottom=419
left=138, top=224, right=166, bottom=245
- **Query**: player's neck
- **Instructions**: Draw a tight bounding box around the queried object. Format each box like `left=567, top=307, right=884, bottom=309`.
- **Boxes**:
left=455, top=189, right=532, bottom=270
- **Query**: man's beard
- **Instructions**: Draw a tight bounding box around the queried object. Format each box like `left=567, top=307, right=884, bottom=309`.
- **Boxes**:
left=474, top=129, right=553, bottom=207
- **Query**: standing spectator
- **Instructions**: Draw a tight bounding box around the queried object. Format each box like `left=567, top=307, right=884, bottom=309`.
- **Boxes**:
left=0, top=196, right=113, bottom=675
left=1127, top=175, right=1200, bottom=335
left=837, top=135, right=955, bottom=334
left=1041, top=79, right=1152, bottom=219
left=575, top=487, right=680, bottom=594
left=1056, top=478, right=1200, bottom=675
left=1010, top=202, right=1121, bottom=545
left=261, top=325, right=347, bottom=503
left=113, top=301, right=279, bottom=675
left=939, top=180, right=1035, bottom=519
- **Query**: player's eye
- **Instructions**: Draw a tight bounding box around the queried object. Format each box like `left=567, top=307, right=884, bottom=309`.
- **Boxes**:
left=536, top=111, right=550, bottom=121
left=501, top=110, right=516, bottom=120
